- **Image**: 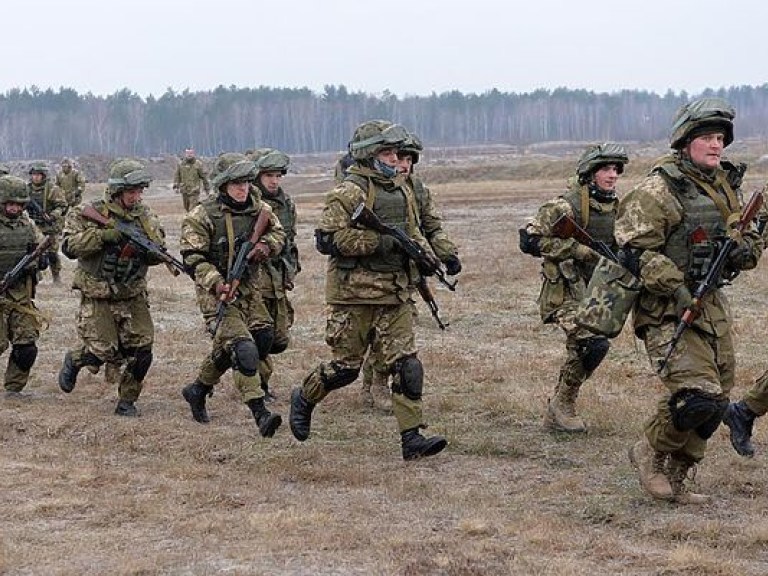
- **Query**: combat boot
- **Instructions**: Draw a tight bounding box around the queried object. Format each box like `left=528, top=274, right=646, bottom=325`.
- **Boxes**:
left=628, top=438, right=673, bottom=500
left=58, top=352, right=80, bottom=393
left=182, top=381, right=212, bottom=424
left=114, top=399, right=138, bottom=417
left=247, top=397, right=282, bottom=438
left=544, top=384, right=586, bottom=433
left=289, top=387, right=315, bottom=442
left=722, top=400, right=757, bottom=458
left=667, top=457, right=710, bottom=505
left=401, top=428, right=448, bottom=460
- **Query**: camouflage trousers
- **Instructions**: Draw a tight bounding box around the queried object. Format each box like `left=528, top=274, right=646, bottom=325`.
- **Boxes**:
left=641, top=322, right=735, bottom=462
left=69, top=294, right=154, bottom=402
left=258, top=294, right=294, bottom=389
left=301, top=302, right=424, bottom=432
left=181, top=191, right=202, bottom=212
left=196, top=294, right=272, bottom=403
left=742, top=370, right=768, bottom=417
left=0, top=300, right=41, bottom=391
left=552, top=302, right=601, bottom=390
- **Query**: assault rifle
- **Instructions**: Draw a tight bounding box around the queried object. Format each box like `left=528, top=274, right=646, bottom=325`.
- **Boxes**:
left=0, top=236, right=54, bottom=295
left=210, top=208, right=272, bottom=336
left=657, top=189, right=764, bottom=372
left=350, top=203, right=456, bottom=330
left=80, top=204, right=186, bottom=277
left=26, top=198, right=54, bottom=224
left=552, top=214, right=619, bottom=263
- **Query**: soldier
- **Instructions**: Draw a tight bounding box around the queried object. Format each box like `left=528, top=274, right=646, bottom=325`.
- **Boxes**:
left=333, top=149, right=355, bottom=184
left=173, top=148, right=210, bottom=212
left=616, top=97, right=762, bottom=503
left=55, top=157, right=87, bottom=209
left=0, top=176, right=47, bottom=398
left=289, top=119, right=447, bottom=460
left=57, top=158, right=168, bottom=417
left=251, top=149, right=300, bottom=402
left=179, top=153, right=285, bottom=437
left=25, top=162, right=67, bottom=284
left=521, top=143, right=628, bottom=433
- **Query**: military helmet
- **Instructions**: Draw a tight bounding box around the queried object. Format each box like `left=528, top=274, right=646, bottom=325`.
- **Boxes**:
left=576, top=142, right=629, bottom=182
left=211, top=152, right=257, bottom=191
left=399, top=132, right=424, bottom=164
left=28, top=161, right=49, bottom=176
left=107, top=158, right=152, bottom=195
left=61, top=157, right=72, bottom=167
left=254, top=149, right=290, bottom=176
left=349, top=120, right=409, bottom=160
left=669, top=97, right=735, bottom=150
left=0, top=175, right=30, bottom=205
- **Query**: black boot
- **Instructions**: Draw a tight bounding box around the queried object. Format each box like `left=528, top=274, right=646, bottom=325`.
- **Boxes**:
left=114, top=399, right=138, bottom=417
left=182, top=381, right=212, bottom=424
left=58, top=352, right=81, bottom=393
left=289, top=387, right=315, bottom=442
left=401, top=428, right=447, bottom=461
left=261, top=382, right=277, bottom=403
left=723, top=400, right=757, bottom=457
left=247, top=397, right=282, bottom=438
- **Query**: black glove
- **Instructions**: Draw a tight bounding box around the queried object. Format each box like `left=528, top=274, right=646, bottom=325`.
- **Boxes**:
left=37, top=253, right=50, bottom=271
left=443, top=255, right=462, bottom=276
left=376, top=234, right=400, bottom=255
left=726, top=239, right=752, bottom=271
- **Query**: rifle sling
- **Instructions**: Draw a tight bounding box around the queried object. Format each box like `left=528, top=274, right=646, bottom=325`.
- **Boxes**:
left=224, top=212, right=236, bottom=276
left=686, top=172, right=740, bottom=223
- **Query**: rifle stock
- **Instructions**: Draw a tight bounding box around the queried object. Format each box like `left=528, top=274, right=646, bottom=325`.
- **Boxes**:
left=552, top=214, right=618, bottom=262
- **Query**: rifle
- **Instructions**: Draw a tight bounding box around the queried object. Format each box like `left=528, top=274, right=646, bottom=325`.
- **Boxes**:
left=0, top=236, right=54, bottom=295
left=210, top=208, right=272, bottom=336
left=26, top=197, right=53, bottom=224
left=80, top=204, right=186, bottom=277
left=350, top=203, right=456, bottom=330
left=657, top=189, right=764, bottom=372
left=552, top=214, right=619, bottom=262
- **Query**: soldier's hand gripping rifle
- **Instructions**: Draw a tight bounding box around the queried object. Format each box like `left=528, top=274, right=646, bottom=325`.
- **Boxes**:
left=26, top=198, right=54, bottom=224
left=350, top=203, right=456, bottom=330
left=657, top=189, right=764, bottom=373
left=80, top=205, right=186, bottom=277
left=0, top=236, right=54, bottom=295
left=210, top=208, right=272, bottom=336
left=552, top=213, right=619, bottom=263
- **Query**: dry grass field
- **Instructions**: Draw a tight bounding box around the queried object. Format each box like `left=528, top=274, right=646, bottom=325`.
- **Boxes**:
left=2, top=148, right=768, bottom=575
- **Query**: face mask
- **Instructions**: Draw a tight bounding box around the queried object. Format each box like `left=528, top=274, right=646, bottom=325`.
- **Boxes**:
left=373, top=159, right=398, bottom=178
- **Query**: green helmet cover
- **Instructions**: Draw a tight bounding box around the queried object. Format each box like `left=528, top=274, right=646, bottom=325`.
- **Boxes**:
left=254, top=149, right=290, bottom=175
left=0, top=175, right=30, bottom=204
left=211, top=152, right=257, bottom=190
left=107, top=158, right=152, bottom=194
left=399, top=132, right=424, bottom=164
left=669, top=97, right=735, bottom=149
left=349, top=120, right=409, bottom=160
left=576, top=142, right=629, bottom=181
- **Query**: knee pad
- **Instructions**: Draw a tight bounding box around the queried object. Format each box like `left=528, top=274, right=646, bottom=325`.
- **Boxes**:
left=250, top=327, right=274, bottom=359
left=10, top=343, right=38, bottom=371
left=669, top=389, right=727, bottom=432
left=129, top=347, right=153, bottom=381
left=231, top=338, right=259, bottom=377
left=321, top=361, right=359, bottom=391
left=577, top=337, right=610, bottom=373
left=270, top=336, right=290, bottom=355
left=695, top=397, right=729, bottom=439
left=212, top=347, right=232, bottom=372
left=392, top=354, right=424, bottom=401
left=81, top=351, right=104, bottom=368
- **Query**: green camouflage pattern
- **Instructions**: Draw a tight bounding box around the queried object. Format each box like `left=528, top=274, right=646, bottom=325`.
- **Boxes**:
left=26, top=179, right=66, bottom=235
left=55, top=167, right=86, bottom=207
left=744, top=369, right=768, bottom=417
left=258, top=189, right=299, bottom=298
left=575, top=256, right=640, bottom=338
left=410, top=175, right=457, bottom=262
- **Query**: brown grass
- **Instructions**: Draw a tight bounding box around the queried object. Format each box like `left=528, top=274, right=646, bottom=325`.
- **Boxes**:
left=2, top=153, right=768, bottom=575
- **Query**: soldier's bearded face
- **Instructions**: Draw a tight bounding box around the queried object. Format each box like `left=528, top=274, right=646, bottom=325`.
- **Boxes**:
left=686, top=132, right=724, bottom=171
left=592, top=164, right=620, bottom=191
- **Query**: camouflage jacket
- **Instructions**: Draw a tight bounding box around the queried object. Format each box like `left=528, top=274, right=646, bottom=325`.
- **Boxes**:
left=410, top=174, right=458, bottom=262
left=180, top=193, right=285, bottom=317
left=258, top=187, right=300, bottom=298
left=62, top=195, right=167, bottom=300
left=318, top=166, right=436, bottom=305
left=26, top=180, right=67, bottom=235
left=174, top=159, right=210, bottom=194
left=55, top=169, right=86, bottom=207
left=0, top=212, right=44, bottom=304
left=615, top=154, right=764, bottom=336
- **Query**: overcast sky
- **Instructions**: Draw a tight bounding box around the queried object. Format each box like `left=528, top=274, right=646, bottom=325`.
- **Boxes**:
left=5, top=0, right=766, bottom=98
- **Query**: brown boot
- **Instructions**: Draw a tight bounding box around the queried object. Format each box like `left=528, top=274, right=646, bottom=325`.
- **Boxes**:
left=543, top=383, right=586, bottom=433
left=628, top=438, right=674, bottom=500
left=667, top=457, right=710, bottom=505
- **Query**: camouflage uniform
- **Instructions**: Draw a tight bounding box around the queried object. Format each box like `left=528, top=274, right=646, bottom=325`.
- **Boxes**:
left=55, top=159, right=87, bottom=209
left=289, top=119, right=447, bottom=460
left=333, top=151, right=355, bottom=184
left=618, top=98, right=763, bottom=502
left=0, top=176, right=46, bottom=395
left=173, top=150, right=210, bottom=212
left=524, top=143, right=628, bottom=433
left=26, top=163, right=67, bottom=283
left=58, top=159, right=167, bottom=416
left=180, top=153, right=286, bottom=436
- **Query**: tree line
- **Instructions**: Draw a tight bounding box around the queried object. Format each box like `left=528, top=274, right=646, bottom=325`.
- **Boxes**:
left=0, top=84, right=766, bottom=160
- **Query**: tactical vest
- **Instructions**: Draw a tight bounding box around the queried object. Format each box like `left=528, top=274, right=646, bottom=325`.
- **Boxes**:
left=563, top=186, right=617, bottom=279
left=0, top=218, right=35, bottom=275
left=263, top=189, right=295, bottom=260
left=338, top=173, right=409, bottom=273
left=200, top=196, right=258, bottom=276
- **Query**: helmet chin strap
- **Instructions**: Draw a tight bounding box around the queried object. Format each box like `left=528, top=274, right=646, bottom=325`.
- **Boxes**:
left=373, top=159, right=398, bottom=178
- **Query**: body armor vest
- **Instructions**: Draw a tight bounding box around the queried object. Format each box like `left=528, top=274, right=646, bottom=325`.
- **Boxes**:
left=563, top=187, right=617, bottom=279
left=263, top=190, right=295, bottom=260
left=0, top=218, right=35, bottom=275
left=201, top=197, right=258, bottom=276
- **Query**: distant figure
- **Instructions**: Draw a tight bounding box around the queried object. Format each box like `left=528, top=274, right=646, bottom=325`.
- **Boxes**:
left=173, top=148, right=210, bottom=212
left=55, top=157, right=87, bottom=209
left=25, top=162, right=67, bottom=284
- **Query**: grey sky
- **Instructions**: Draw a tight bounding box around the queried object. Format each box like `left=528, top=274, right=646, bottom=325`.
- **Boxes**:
left=5, top=0, right=766, bottom=98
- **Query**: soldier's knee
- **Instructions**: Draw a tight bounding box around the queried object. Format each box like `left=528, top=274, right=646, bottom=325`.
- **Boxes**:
left=212, top=347, right=232, bottom=372
left=231, top=338, right=259, bottom=377
left=391, top=354, right=423, bottom=401
left=11, top=343, right=38, bottom=371
left=577, top=336, right=610, bottom=372
left=249, top=327, right=274, bottom=359
left=321, top=361, right=359, bottom=391
left=669, top=389, right=728, bottom=434
left=270, top=334, right=290, bottom=354
left=128, top=346, right=153, bottom=381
